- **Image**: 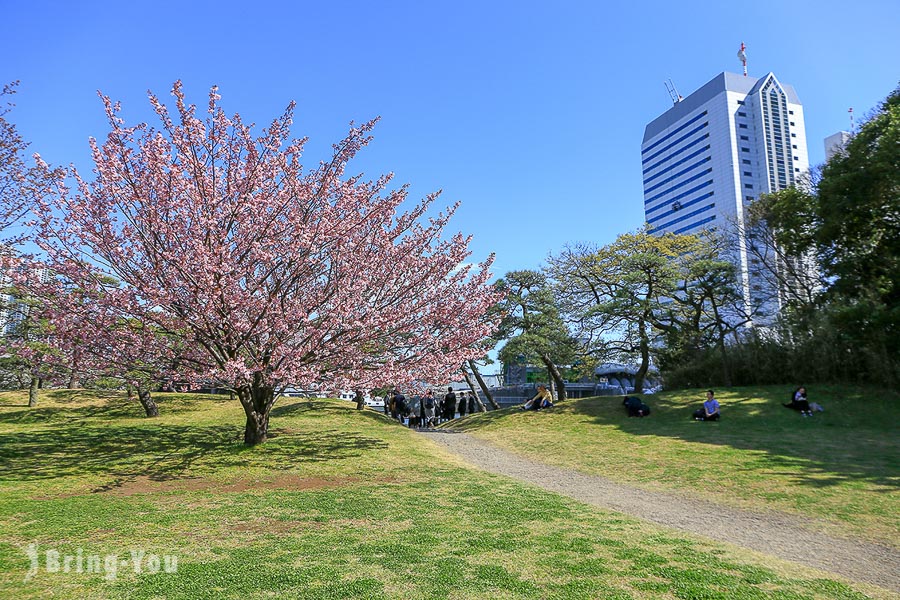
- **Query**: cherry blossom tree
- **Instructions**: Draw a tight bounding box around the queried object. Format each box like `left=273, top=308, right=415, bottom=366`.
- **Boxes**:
left=0, top=81, right=59, bottom=242
left=34, top=82, right=500, bottom=444
left=37, top=277, right=194, bottom=416
left=0, top=81, right=32, bottom=237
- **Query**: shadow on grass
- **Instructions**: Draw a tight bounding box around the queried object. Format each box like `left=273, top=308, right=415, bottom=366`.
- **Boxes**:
left=0, top=391, right=236, bottom=425
left=0, top=418, right=389, bottom=486
left=452, top=385, right=900, bottom=493
left=272, top=399, right=398, bottom=426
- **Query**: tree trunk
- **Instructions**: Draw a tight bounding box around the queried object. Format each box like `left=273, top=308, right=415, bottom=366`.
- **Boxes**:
left=461, top=367, right=487, bottom=412
left=355, top=390, right=366, bottom=410
left=67, top=349, right=81, bottom=389
left=28, top=376, right=38, bottom=407
left=541, top=353, right=566, bottom=401
left=237, top=377, right=276, bottom=445
left=467, top=359, right=499, bottom=409
left=633, top=321, right=650, bottom=394
left=136, top=385, right=159, bottom=417
left=716, top=332, right=732, bottom=387
left=712, top=304, right=732, bottom=387
left=126, top=385, right=135, bottom=400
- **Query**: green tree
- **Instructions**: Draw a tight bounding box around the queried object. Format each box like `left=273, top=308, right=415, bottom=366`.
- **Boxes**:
left=659, top=233, right=750, bottom=387
left=817, top=88, right=899, bottom=306
left=549, top=229, right=742, bottom=392
left=0, top=285, right=54, bottom=406
left=753, top=85, right=899, bottom=384
left=495, top=270, right=579, bottom=401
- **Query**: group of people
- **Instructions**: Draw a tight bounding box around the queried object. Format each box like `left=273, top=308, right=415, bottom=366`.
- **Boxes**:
left=385, top=384, right=819, bottom=428
left=385, top=387, right=481, bottom=428
left=690, top=386, right=823, bottom=422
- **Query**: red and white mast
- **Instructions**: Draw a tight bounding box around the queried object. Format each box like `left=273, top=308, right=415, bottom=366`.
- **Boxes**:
left=737, top=42, right=748, bottom=76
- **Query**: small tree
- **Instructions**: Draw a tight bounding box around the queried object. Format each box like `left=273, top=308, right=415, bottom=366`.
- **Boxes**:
left=495, top=270, right=578, bottom=401
left=35, top=83, right=500, bottom=443
left=0, top=282, right=53, bottom=406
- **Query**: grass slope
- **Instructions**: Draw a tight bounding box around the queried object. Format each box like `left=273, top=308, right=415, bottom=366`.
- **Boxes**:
left=0, top=389, right=890, bottom=599
left=450, top=384, right=900, bottom=545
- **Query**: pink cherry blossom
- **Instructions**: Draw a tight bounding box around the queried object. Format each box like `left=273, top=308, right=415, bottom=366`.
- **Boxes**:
left=33, top=82, right=502, bottom=444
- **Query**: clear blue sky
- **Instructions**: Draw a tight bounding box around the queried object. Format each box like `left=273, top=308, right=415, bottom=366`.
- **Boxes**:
left=3, top=0, right=898, bottom=279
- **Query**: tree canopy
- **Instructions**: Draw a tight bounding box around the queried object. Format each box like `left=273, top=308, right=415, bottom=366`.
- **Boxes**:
left=747, top=85, right=900, bottom=385
left=32, top=82, right=500, bottom=443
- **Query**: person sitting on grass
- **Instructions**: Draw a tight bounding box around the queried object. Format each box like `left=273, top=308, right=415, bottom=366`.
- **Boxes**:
left=522, top=384, right=554, bottom=411
left=783, top=386, right=813, bottom=417
left=692, top=390, right=720, bottom=421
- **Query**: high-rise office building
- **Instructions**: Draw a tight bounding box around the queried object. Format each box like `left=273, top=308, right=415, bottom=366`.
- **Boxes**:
left=641, top=71, right=810, bottom=322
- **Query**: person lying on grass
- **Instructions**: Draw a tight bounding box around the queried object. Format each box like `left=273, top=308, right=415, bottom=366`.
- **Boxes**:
left=623, top=395, right=651, bottom=417
left=522, top=384, right=554, bottom=411
left=692, top=390, right=720, bottom=421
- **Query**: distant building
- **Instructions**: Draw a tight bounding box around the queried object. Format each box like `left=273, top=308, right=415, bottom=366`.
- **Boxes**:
left=641, top=71, right=811, bottom=323
left=824, top=130, right=851, bottom=161
left=0, top=252, right=52, bottom=337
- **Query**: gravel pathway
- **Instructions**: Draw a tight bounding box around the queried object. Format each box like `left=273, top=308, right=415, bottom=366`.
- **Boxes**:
left=419, top=429, right=900, bottom=593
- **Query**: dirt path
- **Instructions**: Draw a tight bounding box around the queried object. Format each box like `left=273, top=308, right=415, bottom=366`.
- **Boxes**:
left=418, top=429, right=900, bottom=593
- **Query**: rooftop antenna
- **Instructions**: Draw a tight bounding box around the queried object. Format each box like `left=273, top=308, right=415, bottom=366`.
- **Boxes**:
left=848, top=107, right=855, bottom=132
left=664, top=79, right=683, bottom=105
left=737, top=42, right=748, bottom=76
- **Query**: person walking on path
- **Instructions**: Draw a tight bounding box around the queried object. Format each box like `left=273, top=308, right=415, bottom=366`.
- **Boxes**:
left=422, top=389, right=436, bottom=428
left=392, top=388, right=408, bottom=423
left=442, top=387, right=457, bottom=422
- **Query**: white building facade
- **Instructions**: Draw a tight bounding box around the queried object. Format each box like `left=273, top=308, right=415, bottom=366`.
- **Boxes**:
left=824, top=130, right=851, bottom=161
left=641, top=71, right=810, bottom=322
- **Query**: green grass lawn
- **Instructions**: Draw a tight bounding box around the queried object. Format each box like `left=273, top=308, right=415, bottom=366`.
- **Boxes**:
left=450, top=384, right=900, bottom=546
left=0, top=388, right=892, bottom=599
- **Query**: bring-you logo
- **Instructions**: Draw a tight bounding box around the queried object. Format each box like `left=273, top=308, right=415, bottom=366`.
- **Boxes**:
left=23, top=542, right=178, bottom=582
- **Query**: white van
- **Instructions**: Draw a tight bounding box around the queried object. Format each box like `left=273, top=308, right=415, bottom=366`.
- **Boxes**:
left=337, top=390, right=379, bottom=407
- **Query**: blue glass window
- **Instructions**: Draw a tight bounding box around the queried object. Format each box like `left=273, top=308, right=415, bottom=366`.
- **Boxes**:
left=642, top=136, right=709, bottom=176
left=644, top=170, right=712, bottom=205
left=643, top=157, right=711, bottom=194
left=641, top=111, right=708, bottom=155
left=642, top=122, right=709, bottom=165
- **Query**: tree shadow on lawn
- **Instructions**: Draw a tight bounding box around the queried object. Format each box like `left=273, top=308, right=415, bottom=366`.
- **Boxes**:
left=578, top=391, right=899, bottom=492
left=0, top=420, right=388, bottom=488
left=455, top=388, right=900, bottom=493
left=0, top=391, right=233, bottom=426
left=271, top=400, right=397, bottom=424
